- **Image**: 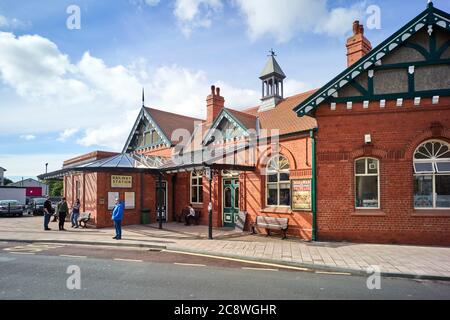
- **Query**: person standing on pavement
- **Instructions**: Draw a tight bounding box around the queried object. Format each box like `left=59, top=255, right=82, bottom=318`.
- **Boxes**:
left=71, top=199, right=81, bottom=229
left=57, top=198, right=69, bottom=231
left=112, top=198, right=125, bottom=240
left=43, top=196, right=52, bottom=231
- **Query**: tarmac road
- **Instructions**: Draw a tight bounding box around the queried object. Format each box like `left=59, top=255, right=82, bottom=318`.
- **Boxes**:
left=0, top=241, right=449, bottom=300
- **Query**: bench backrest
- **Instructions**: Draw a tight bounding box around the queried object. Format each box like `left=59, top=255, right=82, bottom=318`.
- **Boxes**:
left=256, top=216, right=288, bottom=228
left=80, top=212, right=91, bottom=219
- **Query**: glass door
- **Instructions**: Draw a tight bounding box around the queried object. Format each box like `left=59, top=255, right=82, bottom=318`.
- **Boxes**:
left=223, top=179, right=239, bottom=228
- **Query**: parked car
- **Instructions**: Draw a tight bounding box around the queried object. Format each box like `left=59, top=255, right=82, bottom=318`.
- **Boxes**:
left=30, top=197, right=47, bottom=216
left=49, top=197, right=62, bottom=211
left=0, top=200, right=24, bottom=217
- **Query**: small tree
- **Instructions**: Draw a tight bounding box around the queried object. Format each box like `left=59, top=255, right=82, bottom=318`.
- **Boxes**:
left=3, top=178, right=13, bottom=185
left=48, top=180, right=63, bottom=197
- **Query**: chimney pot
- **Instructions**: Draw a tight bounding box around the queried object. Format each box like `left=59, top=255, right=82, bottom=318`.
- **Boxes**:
left=353, top=21, right=360, bottom=34
left=206, top=85, right=224, bottom=123
left=347, top=21, right=372, bottom=67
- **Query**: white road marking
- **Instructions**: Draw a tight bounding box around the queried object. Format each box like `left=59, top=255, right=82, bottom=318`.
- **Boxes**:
left=9, top=252, right=36, bottom=255
left=163, top=249, right=310, bottom=272
left=3, top=244, right=63, bottom=253
left=114, top=258, right=143, bottom=263
left=174, top=263, right=206, bottom=267
left=315, top=271, right=352, bottom=276
left=59, top=255, right=87, bottom=259
left=242, top=267, right=279, bottom=272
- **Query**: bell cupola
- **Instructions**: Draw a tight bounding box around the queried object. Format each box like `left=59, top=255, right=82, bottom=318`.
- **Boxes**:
left=259, top=50, right=286, bottom=112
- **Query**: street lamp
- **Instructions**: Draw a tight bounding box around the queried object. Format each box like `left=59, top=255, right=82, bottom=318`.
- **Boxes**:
left=45, top=163, right=48, bottom=174
left=206, top=167, right=213, bottom=240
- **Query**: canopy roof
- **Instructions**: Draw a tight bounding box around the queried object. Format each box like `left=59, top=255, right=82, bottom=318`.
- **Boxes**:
left=38, top=153, right=169, bottom=180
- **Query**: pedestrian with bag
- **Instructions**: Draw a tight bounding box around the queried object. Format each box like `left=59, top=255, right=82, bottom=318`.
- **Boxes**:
left=71, top=199, right=81, bottom=229
left=57, top=198, right=69, bottom=231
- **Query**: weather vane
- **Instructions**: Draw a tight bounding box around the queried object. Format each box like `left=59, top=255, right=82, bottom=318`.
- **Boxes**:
left=268, top=49, right=276, bottom=57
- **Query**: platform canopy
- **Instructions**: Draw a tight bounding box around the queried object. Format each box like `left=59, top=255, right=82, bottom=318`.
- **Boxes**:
left=38, top=153, right=170, bottom=180
left=159, top=143, right=257, bottom=173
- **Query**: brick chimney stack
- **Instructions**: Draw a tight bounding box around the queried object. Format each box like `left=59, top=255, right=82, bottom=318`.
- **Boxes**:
left=346, top=21, right=372, bottom=67
left=206, top=85, right=224, bottom=124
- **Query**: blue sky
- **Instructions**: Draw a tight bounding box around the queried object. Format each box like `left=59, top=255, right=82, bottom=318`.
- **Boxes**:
left=0, top=0, right=449, bottom=180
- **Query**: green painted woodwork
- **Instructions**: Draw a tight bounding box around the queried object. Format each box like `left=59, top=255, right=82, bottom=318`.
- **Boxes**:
left=294, top=3, right=450, bottom=117
left=223, top=178, right=239, bottom=228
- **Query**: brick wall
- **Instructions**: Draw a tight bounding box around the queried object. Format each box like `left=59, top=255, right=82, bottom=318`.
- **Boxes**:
left=315, top=97, right=450, bottom=245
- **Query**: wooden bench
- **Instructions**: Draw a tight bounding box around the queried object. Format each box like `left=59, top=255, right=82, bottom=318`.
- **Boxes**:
left=77, top=213, right=91, bottom=228
left=251, top=216, right=289, bottom=239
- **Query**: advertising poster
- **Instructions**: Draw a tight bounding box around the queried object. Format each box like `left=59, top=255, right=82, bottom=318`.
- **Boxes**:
left=292, top=179, right=312, bottom=210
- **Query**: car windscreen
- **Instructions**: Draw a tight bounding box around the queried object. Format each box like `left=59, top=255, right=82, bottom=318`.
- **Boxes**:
left=34, top=199, right=46, bottom=205
left=0, top=200, right=19, bottom=205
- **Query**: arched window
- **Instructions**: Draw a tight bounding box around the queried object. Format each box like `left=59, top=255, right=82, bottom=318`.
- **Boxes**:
left=414, top=140, right=450, bottom=209
left=266, top=155, right=291, bottom=206
left=355, top=158, right=380, bottom=209
left=190, top=171, right=203, bottom=204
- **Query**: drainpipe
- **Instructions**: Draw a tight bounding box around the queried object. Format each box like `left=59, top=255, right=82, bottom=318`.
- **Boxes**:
left=158, top=173, right=163, bottom=230
left=310, top=129, right=317, bottom=242
left=208, top=168, right=213, bottom=240
left=172, top=175, right=177, bottom=222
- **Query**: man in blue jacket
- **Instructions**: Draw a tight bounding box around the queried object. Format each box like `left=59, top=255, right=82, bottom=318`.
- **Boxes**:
left=112, top=198, right=125, bottom=240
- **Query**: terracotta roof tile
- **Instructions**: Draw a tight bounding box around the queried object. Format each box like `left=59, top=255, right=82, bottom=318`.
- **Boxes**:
left=225, top=108, right=257, bottom=130
left=240, top=89, right=318, bottom=135
left=145, top=107, right=203, bottom=143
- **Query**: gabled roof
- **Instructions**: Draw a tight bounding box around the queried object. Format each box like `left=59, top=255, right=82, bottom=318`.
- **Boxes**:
left=293, top=2, right=450, bottom=116
left=225, top=108, right=258, bottom=131
left=122, top=106, right=203, bottom=153
left=8, top=178, right=44, bottom=186
left=145, top=107, right=202, bottom=143
left=202, top=108, right=254, bottom=145
left=260, top=55, right=286, bottom=79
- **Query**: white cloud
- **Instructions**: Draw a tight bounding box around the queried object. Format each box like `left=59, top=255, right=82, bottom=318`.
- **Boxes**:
left=20, top=134, right=36, bottom=141
left=174, top=0, right=223, bottom=37
left=57, top=129, right=79, bottom=142
left=233, top=0, right=364, bottom=42
left=0, top=31, right=281, bottom=151
left=0, top=15, right=29, bottom=29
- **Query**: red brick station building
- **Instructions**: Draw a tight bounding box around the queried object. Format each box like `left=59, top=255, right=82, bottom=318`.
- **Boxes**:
left=40, top=3, right=450, bottom=246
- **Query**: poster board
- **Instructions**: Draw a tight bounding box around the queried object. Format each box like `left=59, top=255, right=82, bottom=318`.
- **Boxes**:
left=291, top=179, right=312, bottom=210
left=108, top=192, right=119, bottom=210
left=125, top=192, right=135, bottom=209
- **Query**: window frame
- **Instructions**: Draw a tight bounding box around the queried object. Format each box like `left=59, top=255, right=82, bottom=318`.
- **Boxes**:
left=190, top=171, right=203, bottom=205
left=414, top=140, right=450, bottom=210
left=265, top=155, right=291, bottom=208
left=354, top=157, right=381, bottom=210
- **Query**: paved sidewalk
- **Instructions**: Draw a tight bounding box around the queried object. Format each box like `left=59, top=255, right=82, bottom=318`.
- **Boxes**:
left=1, top=216, right=450, bottom=280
